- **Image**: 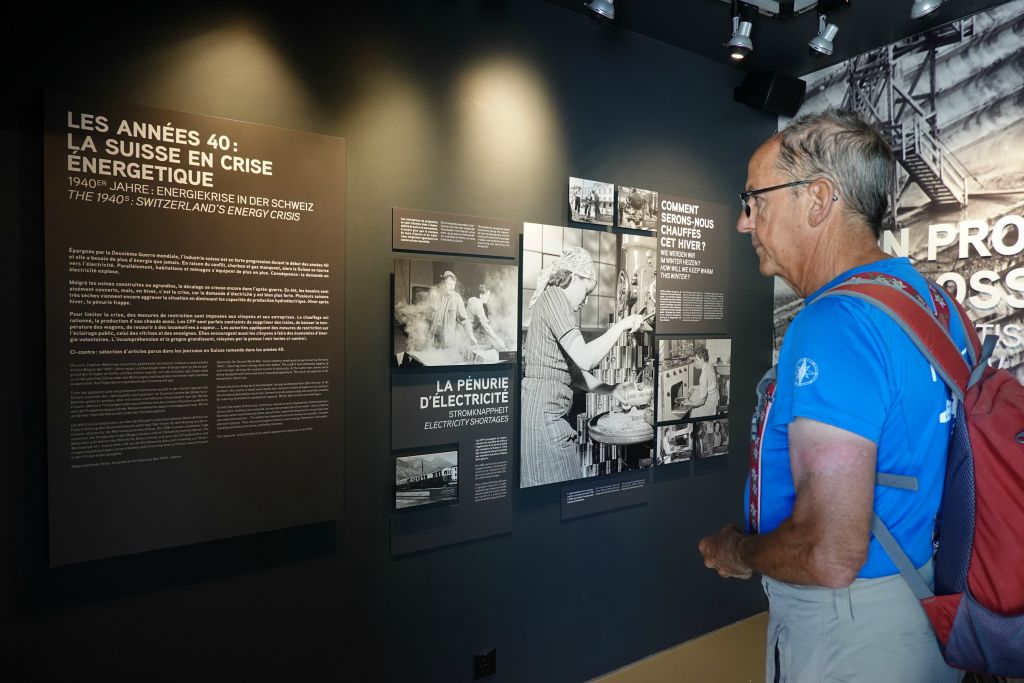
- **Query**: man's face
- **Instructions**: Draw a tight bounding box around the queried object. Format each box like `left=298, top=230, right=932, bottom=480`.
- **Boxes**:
left=737, top=139, right=802, bottom=282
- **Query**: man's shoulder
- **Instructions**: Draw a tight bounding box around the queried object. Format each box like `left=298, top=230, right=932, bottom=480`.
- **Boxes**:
left=794, top=259, right=942, bottom=343
left=781, top=295, right=895, bottom=375
left=793, top=293, right=878, bottom=332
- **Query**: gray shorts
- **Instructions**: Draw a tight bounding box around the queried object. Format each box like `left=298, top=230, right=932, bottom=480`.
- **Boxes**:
left=763, top=563, right=962, bottom=683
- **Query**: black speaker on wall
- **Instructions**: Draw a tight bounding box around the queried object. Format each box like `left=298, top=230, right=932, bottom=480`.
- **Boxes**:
left=734, top=70, right=807, bottom=117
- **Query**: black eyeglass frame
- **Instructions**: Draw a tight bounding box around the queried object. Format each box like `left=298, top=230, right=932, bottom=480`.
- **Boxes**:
left=739, top=179, right=813, bottom=217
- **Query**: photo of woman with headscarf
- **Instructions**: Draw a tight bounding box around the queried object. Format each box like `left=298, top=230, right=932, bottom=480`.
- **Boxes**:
left=520, top=246, right=645, bottom=487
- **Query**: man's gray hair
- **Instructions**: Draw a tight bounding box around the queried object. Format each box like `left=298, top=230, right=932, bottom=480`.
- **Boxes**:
left=776, top=109, right=895, bottom=239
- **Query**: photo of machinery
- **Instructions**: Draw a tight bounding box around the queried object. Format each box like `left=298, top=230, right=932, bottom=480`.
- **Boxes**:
left=615, top=186, right=659, bottom=231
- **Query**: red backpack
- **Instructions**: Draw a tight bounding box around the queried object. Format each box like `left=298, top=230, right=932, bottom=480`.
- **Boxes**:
left=820, top=272, right=1024, bottom=677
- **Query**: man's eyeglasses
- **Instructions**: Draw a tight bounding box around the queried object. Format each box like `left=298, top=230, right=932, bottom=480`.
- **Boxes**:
left=739, top=179, right=813, bottom=218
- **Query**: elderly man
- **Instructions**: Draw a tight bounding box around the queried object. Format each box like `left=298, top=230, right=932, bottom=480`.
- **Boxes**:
left=698, top=110, right=965, bottom=682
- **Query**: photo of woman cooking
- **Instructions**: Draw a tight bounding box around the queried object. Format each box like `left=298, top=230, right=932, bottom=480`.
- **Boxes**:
left=656, top=338, right=731, bottom=424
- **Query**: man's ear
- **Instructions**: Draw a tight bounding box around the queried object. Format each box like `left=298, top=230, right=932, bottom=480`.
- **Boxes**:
left=806, top=178, right=837, bottom=228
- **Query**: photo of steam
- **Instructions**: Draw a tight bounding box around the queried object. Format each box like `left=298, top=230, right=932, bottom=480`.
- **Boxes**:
left=616, top=186, right=659, bottom=231
left=656, top=423, right=693, bottom=465
left=693, top=418, right=729, bottom=459
left=393, top=258, right=519, bottom=368
left=520, top=223, right=657, bottom=488
left=657, top=338, right=731, bottom=424
left=394, top=449, right=459, bottom=510
left=568, top=177, right=614, bottom=226
left=774, top=2, right=1024, bottom=380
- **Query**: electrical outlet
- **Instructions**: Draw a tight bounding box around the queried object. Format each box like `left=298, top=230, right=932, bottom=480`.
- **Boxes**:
left=473, top=648, right=496, bottom=679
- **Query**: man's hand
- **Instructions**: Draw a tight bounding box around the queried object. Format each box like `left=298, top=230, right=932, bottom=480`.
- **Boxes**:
left=698, top=523, right=753, bottom=579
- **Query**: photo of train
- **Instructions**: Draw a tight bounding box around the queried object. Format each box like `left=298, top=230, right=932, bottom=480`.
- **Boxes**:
left=394, top=450, right=459, bottom=510
left=396, top=465, right=459, bottom=491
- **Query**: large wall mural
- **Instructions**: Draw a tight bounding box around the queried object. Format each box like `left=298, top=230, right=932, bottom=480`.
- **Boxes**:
left=775, top=0, right=1024, bottom=381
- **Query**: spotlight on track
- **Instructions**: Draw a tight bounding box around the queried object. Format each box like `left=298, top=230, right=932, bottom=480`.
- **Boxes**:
left=726, top=1, right=754, bottom=61
left=808, top=14, right=839, bottom=57
left=585, top=0, right=614, bottom=20
left=911, top=0, right=945, bottom=19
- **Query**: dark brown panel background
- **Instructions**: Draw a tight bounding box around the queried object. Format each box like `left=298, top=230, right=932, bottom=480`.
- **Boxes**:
left=44, top=94, right=346, bottom=565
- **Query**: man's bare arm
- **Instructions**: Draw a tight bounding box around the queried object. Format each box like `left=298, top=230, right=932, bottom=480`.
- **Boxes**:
left=698, top=417, right=876, bottom=588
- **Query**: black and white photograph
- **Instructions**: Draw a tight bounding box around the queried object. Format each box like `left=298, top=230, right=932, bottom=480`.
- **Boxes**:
left=394, top=450, right=459, bottom=510
left=657, top=338, right=731, bottom=424
left=616, top=186, right=659, bottom=231
left=568, top=177, right=614, bottom=226
left=656, top=423, right=693, bottom=465
left=393, top=258, right=518, bottom=367
left=774, top=1, right=1024, bottom=381
left=693, top=418, right=729, bottom=459
left=520, top=223, right=658, bottom=488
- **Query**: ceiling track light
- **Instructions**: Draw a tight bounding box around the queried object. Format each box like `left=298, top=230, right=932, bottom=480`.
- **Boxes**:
left=726, top=1, right=755, bottom=61
left=586, top=0, right=615, bottom=20
left=911, top=0, right=945, bottom=20
left=808, top=14, right=839, bottom=57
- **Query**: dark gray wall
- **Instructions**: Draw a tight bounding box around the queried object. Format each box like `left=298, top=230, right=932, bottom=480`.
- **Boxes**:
left=3, top=2, right=777, bottom=681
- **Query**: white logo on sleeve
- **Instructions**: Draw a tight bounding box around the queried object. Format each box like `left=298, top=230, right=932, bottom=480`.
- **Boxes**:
left=795, top=358, right=819, bottom=386
left=939, top=398, right=956, bottom=424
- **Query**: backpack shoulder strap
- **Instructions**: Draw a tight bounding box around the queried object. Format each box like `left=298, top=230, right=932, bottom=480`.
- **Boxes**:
left=872, top=513, right=934, bottom=599
left=872, top=473, right=933, bottom=599
left=929, top=284, right=1000, bottom=390
left=931, top=283, right=982, bottom=366
left=816, top=272, right=970, bottom=401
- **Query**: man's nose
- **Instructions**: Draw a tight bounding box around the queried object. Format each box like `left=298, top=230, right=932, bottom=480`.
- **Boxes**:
left=736, top=205, right=754, bottom=234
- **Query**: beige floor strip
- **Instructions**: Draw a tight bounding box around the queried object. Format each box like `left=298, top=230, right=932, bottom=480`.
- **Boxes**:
left=591, top=612, right=768, bottom=683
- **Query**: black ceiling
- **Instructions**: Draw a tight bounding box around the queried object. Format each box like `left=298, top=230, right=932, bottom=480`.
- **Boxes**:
left=540, top=0, right=1012, bottom=76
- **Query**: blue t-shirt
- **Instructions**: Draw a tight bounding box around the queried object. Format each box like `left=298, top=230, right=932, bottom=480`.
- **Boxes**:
left=746, top=257, right=968, bottom=578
